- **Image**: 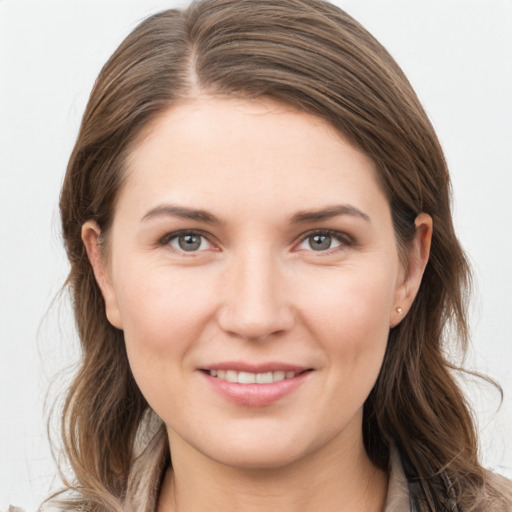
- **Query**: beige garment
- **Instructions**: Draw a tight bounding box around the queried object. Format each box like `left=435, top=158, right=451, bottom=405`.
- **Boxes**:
left=384, top=448, right=411, bottom=511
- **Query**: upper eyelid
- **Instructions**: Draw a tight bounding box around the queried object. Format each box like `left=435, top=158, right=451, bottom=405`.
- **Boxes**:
left=296, top=229, right=352, bottom=245
left=161, top=229, right=211, bottom=242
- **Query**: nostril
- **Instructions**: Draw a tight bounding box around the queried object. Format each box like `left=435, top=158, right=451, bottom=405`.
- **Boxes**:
left=217, top=302, right=295, bottom=342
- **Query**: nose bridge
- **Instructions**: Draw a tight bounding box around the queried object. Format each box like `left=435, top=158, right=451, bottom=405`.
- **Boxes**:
left=218, top=245, right=293, bottom=341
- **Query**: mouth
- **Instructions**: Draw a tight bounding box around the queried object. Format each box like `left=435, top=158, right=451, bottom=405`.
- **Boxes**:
left=199, top=364, right=312, bottom=407
left=204, top=369, right=304, bottom=384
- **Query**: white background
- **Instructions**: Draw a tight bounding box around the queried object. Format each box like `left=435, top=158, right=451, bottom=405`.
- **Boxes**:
left=1, top=0, right=511, bottom=509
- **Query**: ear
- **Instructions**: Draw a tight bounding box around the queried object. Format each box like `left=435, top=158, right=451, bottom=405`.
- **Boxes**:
left=391, top=213, right=433, bottom=327
left=81, top=221, right=123, bottom=329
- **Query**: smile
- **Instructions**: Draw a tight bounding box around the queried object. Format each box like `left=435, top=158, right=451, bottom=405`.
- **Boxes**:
left=201, top=366, right=312, bottom=407
left=207, top=369, right=299, bottom=384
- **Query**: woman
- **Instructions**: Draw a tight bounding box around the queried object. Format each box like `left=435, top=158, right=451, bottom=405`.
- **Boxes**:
left=47, top=0, right=511, bottom=510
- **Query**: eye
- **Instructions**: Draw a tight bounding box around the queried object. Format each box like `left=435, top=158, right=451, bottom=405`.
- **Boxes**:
left=164, top=231, right=213, bottom=253
left=297, top=230, right=349, bottom=252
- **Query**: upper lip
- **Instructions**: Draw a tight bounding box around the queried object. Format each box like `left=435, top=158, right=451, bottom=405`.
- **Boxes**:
left=199, top=361, right=311, bottom=373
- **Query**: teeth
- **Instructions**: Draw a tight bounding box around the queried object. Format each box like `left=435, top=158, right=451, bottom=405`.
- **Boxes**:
left=225, top=370, right=238, bottom=383
left=273, top=371, right=285, bottom=382
left=256, top=372, right=273, bottom=384
left=208, top=369, right=299, bottom=383
left=238, top=371, right=256, bottom=384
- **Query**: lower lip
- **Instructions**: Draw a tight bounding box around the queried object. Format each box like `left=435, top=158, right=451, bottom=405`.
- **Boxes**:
left=201, top=371, right=311, bottom=407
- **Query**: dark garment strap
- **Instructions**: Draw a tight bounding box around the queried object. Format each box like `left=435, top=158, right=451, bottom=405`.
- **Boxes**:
left=400, top=450, right=461, bottom=512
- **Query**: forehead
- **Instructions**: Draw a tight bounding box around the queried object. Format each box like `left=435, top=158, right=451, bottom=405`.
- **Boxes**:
left=120, top=96, right=388, bottom=222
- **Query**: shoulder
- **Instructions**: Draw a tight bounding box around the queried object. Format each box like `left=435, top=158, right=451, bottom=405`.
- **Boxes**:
left=389, top=445, right=512, bottom=512
left=461, top=470, right=512, bottom=512
left=480, top=470, right=512, bottom=511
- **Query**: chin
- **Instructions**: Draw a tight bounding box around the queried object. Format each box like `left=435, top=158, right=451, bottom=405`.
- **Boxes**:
left=191, top=424, right=339, bottom=471
left=207, top=443, right=309, bottom=470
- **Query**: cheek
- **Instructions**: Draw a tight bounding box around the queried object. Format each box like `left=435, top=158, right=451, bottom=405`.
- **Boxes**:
left=283, top=267, right=394, bottom=445
left=113, top=264, right=221, bottom=419
left=300, top=264, right=396, bottom=338
left=111, top=262, right=220, bottom=403
left=115, top=263, right=215, bottom=347
left=298, top=265, right=395, bottom=384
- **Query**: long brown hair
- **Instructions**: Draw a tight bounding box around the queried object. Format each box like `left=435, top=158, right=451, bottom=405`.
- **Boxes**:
left=56, top=0, right=509, bottom=510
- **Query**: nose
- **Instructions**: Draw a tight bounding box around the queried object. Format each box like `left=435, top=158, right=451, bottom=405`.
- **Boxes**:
left=217, top=250, right=295, bottom=342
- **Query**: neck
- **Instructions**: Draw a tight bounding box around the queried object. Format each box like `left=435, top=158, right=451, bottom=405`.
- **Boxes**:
left=157, top=429, right=388, bottom=512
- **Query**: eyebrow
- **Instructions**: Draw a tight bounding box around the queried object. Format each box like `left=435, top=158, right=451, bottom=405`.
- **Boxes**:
left=141, top=203, right=370, bottom=225
left=290, top=205, right=371, bottom=224
left=141, top=205, right=222, bottom=224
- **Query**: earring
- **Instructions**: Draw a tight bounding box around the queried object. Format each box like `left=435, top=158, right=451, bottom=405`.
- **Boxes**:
left=396, top=307, right=403, bottom=315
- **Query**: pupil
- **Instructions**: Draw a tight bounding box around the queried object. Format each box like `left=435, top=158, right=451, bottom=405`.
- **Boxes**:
left=310, top=234, right=331, bottom=251
left=179, top=234, right=201, bottom=251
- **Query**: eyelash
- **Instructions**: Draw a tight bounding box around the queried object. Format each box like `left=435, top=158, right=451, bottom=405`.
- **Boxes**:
left=158, top=229, right=353, bottom=255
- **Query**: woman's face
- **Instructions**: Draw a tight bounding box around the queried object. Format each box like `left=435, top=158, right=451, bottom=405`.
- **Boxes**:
left=86, top=97, right=426, bottom=469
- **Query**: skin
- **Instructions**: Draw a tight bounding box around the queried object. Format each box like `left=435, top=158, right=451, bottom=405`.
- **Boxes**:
left=83, top=96, right=432, bottom=512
